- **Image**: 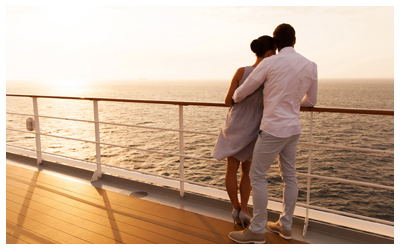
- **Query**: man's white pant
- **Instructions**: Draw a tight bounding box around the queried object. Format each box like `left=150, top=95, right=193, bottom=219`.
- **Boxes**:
left=249, top=130, right=300, bottom=234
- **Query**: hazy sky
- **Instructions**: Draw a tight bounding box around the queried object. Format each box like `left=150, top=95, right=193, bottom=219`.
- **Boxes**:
left=6, top=2, right=396, bottom=82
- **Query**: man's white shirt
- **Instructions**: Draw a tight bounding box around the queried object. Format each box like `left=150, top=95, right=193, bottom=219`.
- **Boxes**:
left=233, top=47, right=318, bottom=138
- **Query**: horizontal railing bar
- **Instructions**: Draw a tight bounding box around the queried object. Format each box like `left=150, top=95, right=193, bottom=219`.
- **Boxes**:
left=268, top=168, right=393, bottom=190
left=6, top=144, right=190, bottom=184
left=6, top=93, right=228, bottom=107
left=98, top=120, right=219, bottom=136
left=101, top=141, right=182, bottom=157
left=297, top=172, right=393, bottom=190
left=6, top=94, right=394, bottom=115
left=5, top=145, right=101, bottom=167
left=6, top=111, right=219, bottom=136
left=31, top=147, right=99, bottom=165
left=40, top=133, right=96, bottom=144
left=6, top=144, right=37, bottom=152
left=6, top=128, right=36, bottom=134
left=6, top=111, right=34, bottom=117
left=101, top=162, right=227, bottom=191
left=6, top=128, right=96, bottom=144
left=27, top=114, right=95, bottom=124
left=301, top=106, right=394, bottom=116
left=182, top=155, right=224, bottom=163
left=99, top=141, right=225, bottom=163
left=6, top=111, right=97, bottom=126
left=102, top=162, right=190, bottom=184
left=299, top=142, right=394, bottom=155
left=6, top=128, right=225, bottom=163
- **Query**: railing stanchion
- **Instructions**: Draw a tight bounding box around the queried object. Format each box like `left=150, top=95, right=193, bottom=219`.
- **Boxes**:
left=179, top=105, right=185, bottom=197
left=303, top=111, right=313, bottom=236
left=91, top=100, right=102, bottom=181
left=32, top=97, right=42, bottom=165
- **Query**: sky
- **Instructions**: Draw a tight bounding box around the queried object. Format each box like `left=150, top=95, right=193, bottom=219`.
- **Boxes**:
left=5, top=1, right=397, bottom=83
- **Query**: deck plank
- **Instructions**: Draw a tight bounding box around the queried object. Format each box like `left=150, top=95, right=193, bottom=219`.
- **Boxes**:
left=6, top=171, right=227, bottom=243
left=6, top=222, right=51, bottom=244
left=6, top=164, right=305, bottom=244
left=6, top=184, right=192, bottom=243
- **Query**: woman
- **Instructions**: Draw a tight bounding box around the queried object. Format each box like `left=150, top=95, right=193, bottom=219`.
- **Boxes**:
left=212, top=35, right=276, bottom=228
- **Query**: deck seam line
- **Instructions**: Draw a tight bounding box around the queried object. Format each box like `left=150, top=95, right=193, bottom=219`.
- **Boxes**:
left=6, top=170, right=228, bottom=243
left=6, top=171, right=231, bottom=238
left=6, top=190, right=187, bottom=244
left=6, top=208, right=92, bottom=244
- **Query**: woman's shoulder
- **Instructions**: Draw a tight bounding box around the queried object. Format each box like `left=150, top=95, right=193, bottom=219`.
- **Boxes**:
left=239, top=66, right=256, bottom=74
left=237, top=67, right=246, bottom=74
left=233, top=66, right=254, bottom=84
left=233, top=67, right=245, bottom=81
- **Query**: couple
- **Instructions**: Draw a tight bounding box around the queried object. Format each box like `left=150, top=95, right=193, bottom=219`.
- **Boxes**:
left=212, top=23, right=318, bottom=244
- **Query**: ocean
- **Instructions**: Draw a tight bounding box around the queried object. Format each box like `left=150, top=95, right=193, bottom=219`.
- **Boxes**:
left=6, top=78, right=394, bottom=222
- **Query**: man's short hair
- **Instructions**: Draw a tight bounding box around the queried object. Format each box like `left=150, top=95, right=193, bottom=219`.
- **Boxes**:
left=273, top=23, right=296, bottom=49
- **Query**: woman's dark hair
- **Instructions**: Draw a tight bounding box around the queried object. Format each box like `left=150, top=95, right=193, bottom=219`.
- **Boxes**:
left=250, top=35, right=275, bottom=58
left=273, top=23, right=295, bottom=49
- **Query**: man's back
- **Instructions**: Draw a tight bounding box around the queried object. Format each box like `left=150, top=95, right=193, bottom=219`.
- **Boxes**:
left=233, top=46, right=318, bottom=138
left=259, top=46, right=317, bottom=137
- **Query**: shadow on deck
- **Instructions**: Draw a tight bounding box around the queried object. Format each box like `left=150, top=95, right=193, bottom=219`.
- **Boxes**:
left=6, top=163, right=305, bottom=244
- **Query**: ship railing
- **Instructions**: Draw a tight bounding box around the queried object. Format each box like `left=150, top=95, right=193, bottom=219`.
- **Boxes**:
left=5, top=94, right=394, bottom=237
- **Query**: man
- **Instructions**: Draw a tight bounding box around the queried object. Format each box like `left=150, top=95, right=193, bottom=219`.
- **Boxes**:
left=228, top=23, right=318, bottom=244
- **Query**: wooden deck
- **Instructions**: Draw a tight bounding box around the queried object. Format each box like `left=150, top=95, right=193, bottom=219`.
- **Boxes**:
left=6, top=163, right=305, bottom=244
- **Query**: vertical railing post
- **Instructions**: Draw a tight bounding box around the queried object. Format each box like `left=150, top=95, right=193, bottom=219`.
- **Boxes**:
left=303, top=111, right=313, bottom=236
left=32, top=97, right=42, bottom=165
left=91, top=100, right=102, bottom=181
left=179, top=105, right=185, bottom=197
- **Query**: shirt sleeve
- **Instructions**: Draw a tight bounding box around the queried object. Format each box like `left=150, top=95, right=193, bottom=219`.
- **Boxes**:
left=233, top=63, right=267, bottom=103
left=301, top=62, right=318, bottom=107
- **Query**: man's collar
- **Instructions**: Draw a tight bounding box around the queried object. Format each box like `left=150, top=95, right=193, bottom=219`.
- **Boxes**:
left=279, top=46, right=295, bottom=54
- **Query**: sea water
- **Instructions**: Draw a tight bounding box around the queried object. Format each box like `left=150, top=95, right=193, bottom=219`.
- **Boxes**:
left=6, top=78, right=394, bottom=221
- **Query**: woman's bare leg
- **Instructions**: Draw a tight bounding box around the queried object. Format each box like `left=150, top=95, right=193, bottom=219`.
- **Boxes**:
left=226, top=156, right=241, bottom=210
left=239, top=160, right=252, bottom=216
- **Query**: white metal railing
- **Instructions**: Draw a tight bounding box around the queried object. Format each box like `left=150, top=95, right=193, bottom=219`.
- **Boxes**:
left=6, top=94, right=394, bottom=237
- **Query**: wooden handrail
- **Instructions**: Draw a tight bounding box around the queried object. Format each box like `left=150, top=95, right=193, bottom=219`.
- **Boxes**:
left=300, top=107, right=394, bottom=116
left=6, top=93, right=227, bottom=107
left=6, top=93, right=394, bottom=115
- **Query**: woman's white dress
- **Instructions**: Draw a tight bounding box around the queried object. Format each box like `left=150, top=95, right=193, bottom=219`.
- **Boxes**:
left=211, top=66, right=264, bottom=162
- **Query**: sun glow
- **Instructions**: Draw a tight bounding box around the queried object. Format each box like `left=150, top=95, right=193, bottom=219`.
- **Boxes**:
left=7, top=6, right=395, bottom=81
left=42, top=6, right=91, bottom=29
left=49, top=79, right=88, bottom=87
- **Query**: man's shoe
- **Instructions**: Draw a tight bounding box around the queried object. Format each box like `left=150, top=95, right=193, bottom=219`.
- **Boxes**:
left=266, top=221, right=292, bottom=239
left=228, top=227, right=266, bottom=244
